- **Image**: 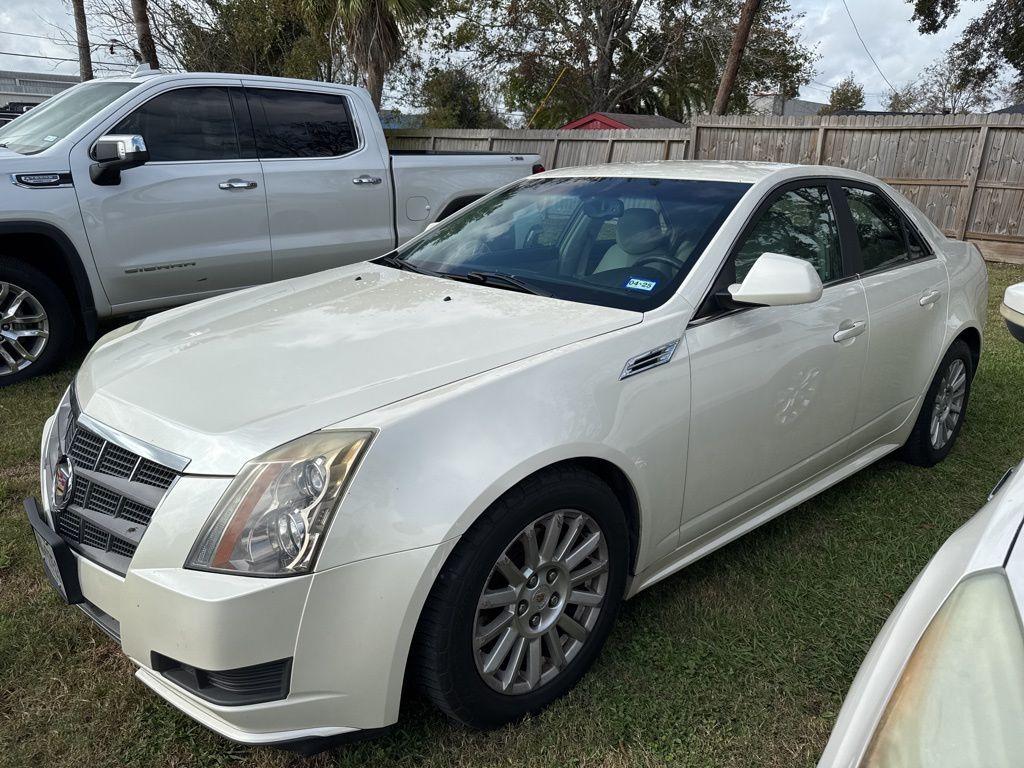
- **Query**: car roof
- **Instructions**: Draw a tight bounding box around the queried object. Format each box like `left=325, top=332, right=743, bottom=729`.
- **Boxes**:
left=541, top=160, right=884, bottom=186
left=542, top=160, right=795, bottom=184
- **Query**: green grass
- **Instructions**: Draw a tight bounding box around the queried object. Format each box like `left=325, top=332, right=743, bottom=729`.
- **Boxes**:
left=2, top=263, right=1023, bottom=768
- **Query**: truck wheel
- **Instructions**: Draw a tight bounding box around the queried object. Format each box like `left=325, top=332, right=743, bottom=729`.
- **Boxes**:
left=414, top=466, right=628, bottom=729
left=901, top=340, right=973, bottom=467
left=0, top=259, right=74, bottom=387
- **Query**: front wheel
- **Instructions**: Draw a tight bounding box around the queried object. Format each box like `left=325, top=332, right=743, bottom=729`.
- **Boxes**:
left=414, top=467, right=628, bottom=729
left=0, top=259, right=74, bottom=387
left=901, top=340, right=974, bottom=467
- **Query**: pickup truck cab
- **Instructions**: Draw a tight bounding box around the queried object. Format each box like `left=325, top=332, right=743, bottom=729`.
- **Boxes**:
left=0, top=69, right=541, bottom=385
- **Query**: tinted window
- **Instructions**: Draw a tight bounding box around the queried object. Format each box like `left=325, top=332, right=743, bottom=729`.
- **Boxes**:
left=844, top=187, right=910, bottom=271
left=735, top=186, right=842, bottom=283
left=249, top=89, right=357, bottom=158
left=113, top=87, right=240, bottom=162
left=389, top=177, right=750, bottom=312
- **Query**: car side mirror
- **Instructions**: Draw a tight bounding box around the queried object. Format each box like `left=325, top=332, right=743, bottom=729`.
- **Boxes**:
left=90, top=134, right=149, bottom=186
left=727, top=252, right=824, bottom=307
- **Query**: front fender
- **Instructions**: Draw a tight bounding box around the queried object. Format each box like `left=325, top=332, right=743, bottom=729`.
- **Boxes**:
left=317, top=312, right=692, bottom=577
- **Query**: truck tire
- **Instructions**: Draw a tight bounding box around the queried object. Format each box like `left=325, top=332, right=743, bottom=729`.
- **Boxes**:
left=0, top=258, right=75, bottom=386
left=414, top=466, right=628, bottom=729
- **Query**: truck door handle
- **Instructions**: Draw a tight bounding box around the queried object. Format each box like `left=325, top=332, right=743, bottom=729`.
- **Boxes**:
left=833, top=320, right=867, bottom=343
left=919, top=289, right=942, bottom=307
left=219, top=178, right=257, bottom=190
left=352, top=175, right=382, bottom=185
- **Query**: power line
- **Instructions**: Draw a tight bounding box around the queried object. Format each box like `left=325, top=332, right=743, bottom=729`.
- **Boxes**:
left=0, top=30, right=55, bottom=41
left=0, top=49, right=132, bottom=68
left=840, top=0, right=897, bottom=94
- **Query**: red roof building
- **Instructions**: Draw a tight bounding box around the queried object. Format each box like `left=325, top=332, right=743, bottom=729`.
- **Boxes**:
left=559, top=112, right=686, bottom=130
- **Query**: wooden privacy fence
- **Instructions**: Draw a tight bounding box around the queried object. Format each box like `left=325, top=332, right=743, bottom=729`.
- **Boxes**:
left=387, top=127, right=693, bottom=170
left=388, top=114, right=1024, bottom=258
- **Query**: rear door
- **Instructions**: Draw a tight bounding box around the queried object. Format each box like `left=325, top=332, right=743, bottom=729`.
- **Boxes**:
left=244, top=85, right=394, bottom=280
left=73, top=84, right=272, bottom=309
left=838, top=183, right=949, bottom=440
left=681, top=181, right=870, bottom=541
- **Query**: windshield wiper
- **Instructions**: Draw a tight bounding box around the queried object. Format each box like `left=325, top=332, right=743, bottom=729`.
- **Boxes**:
left=375, top=253, right=438, bottom=276
left=462, top=271, right=551, bottom=297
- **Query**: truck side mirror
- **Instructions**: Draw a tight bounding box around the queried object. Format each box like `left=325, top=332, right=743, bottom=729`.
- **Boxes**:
left=90, top=134, right=149, bottom=186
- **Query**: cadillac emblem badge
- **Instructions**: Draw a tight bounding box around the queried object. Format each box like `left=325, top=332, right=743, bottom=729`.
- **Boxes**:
left=52, top=456, right=75, bottom=511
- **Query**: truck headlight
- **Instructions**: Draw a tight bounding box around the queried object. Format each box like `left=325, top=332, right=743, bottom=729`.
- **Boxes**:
left=186, top=431, right=373, bottom=576
left=861, top=571, right=1024, bottom=766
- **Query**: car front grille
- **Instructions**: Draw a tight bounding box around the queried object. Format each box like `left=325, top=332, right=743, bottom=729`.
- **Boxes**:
left=49, top=402, right=182, bottom=576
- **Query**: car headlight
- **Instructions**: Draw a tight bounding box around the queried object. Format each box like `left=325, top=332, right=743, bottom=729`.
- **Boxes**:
left=861, top=571, right=1024, bottom=766
left=186, top=431, right=373, bottom=577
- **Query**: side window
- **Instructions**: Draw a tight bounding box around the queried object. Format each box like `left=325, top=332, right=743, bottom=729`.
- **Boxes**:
left=907, top=222, right=930, bottom=260
left=248, top=89, right=357, bottom=158
left=843, top=187, right=910, bottom=271
left=734, top=186, right=842, bottom=283
left=112, top=87, right=240, bottom=162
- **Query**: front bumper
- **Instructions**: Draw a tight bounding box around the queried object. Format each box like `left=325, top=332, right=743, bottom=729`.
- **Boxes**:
left=1002, top=300, right=1024, bottom=343
left=30, top=413, right=458, bottom=747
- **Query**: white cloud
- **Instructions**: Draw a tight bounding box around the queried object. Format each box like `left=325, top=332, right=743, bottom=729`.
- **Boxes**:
left=791, top=0, right=993, bottom=108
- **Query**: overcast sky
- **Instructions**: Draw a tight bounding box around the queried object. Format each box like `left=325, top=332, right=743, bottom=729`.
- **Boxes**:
left=0, top=0, right=996, bottom=110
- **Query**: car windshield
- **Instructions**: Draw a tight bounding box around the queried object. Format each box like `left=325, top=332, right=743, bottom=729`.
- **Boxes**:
left=0, top=80, right=141, bottom=155
left=388, top=176, right=750, bottom=311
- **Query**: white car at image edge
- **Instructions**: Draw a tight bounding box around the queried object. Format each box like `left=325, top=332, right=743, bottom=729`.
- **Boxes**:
left=26, top=160, right=988, bottom=752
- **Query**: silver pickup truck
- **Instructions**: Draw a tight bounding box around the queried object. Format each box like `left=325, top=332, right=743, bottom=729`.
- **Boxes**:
left=0, top=70, right=542, bottom=385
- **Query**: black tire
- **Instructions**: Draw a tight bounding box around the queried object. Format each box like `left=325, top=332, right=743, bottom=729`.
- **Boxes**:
left=901, top=339, right=974, bottom=467
left=414, top=466, right=629, bottom=729
left=0, top=258, right=75, bottom=387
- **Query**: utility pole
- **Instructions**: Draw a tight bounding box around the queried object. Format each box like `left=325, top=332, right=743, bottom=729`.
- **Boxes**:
left=71, top=0, right=94, bottom=81
left=712, top=0, right=761, bottom=115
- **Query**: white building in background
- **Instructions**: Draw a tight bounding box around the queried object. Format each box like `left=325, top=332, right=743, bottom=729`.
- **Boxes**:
left=750, top=92, right=828, bottom=117
left=0, top=69, right=79, bottom=111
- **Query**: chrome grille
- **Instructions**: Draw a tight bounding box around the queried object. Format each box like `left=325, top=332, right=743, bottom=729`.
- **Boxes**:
left=48, top=400, right=183, bottom=575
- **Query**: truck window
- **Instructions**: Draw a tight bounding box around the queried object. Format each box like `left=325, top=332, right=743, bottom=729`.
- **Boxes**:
left=246, top=89, right=357, bottom=158
left=113, top=86, right=240, bottom=162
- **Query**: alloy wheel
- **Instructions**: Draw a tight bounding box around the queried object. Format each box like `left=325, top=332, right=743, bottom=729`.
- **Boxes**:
left=930, top=358, right=967, bottom=450
left=473, top=509, right=609, bottom=695
left=0, top=281, right=50, bottom=376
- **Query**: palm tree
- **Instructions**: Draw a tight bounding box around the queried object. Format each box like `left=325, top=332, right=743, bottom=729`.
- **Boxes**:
left=328, top=0, right=433, bottom=109
left=70, top=0, right=94, bottom=80
left=130, top=0, right=160, bottom=69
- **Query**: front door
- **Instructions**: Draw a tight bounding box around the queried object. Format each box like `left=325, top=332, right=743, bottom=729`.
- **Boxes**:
left=242, top=85, right=395, bottom=281
left=839, top=184, right=950, bottom=439
left=681, top=182, right=869, bottom=541
left=73, top=84, right=272, bottom=310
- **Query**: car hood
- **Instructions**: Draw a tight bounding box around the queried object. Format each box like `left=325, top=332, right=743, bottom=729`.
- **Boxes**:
left=76, top=263, right=639, bottom=475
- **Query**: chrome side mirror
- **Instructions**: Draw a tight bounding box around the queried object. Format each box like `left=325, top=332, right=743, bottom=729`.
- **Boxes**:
left=728, top=252, right=824, bottom=307
left=89, top=134, right=149, bottom=186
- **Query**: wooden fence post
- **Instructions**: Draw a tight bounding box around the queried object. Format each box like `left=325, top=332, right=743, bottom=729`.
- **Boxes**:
left=816, top=125, right=827, bottom=165
left=958, top=123, right=989, bottom=241
left=551, top=138, right=561, bottom=169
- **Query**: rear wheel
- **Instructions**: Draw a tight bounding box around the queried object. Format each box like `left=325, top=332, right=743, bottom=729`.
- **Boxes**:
left=901, top=340, right=973, bottom=467
left=414, top=466, right=628, bottom=729
left=0, top=259, right=74, bottom=387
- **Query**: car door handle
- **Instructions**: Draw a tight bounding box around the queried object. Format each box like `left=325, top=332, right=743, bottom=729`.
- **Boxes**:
left=919, top=289, right=942, bottom=307
left=833, top=320, right=867, bottom=343
left=219, top=178, right=258, bottom=190
left=352, top=175, right=383, bottom=185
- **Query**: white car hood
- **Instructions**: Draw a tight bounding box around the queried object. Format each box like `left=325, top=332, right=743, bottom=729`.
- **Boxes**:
left=76, top=263, right=639, bottom=474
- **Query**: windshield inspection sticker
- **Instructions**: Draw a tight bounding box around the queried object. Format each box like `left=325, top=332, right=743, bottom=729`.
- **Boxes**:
left=625, top=277, right=657, bottom=292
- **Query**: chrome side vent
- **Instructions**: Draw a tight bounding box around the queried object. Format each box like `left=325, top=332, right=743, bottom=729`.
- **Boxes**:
left=620, top=340, right=679, bottom=380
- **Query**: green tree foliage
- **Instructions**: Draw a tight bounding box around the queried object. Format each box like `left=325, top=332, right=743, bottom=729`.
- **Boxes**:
left=419, top=67, right=506, bottom=128
left=884, top=82, right=923, bottom=112
left=819, top=73, right=865, bottom=114
left=908, top=1, right=1024, bottom=91
left=423, top=0, right=815, bottom=127
left=916, top=46, right=996, bottom=113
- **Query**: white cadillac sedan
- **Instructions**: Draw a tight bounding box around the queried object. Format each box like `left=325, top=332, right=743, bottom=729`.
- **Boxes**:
left=27, top=161, right=988, bottom=751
